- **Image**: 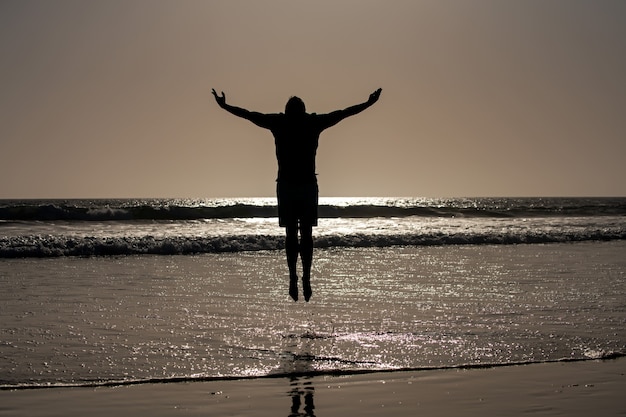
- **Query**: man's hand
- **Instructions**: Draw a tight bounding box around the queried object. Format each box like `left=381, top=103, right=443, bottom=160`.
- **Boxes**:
left=368, top=88, right=382, bottom=105
left=212, top=88, right=226, bottom=108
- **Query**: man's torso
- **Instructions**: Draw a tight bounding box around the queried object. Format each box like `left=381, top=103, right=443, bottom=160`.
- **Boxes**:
left=269, top=114, right=325, bottom=184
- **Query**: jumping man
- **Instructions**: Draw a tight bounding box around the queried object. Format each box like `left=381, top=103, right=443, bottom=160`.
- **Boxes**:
left=212, top=88, right=382, bottom=302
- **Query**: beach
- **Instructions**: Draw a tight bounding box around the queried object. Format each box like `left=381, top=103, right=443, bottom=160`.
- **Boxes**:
left=1, top=241, right=625, bottom=415
left=2, top=358, right=625, bottom=416
left=1, top=198, right=625, bottom=415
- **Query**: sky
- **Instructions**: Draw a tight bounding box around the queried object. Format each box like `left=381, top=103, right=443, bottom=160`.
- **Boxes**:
left=1, top=0, right=625, bottom=198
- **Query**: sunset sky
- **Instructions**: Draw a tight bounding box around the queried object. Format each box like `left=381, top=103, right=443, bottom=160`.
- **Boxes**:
left=1, top=0, right=625, bottom=198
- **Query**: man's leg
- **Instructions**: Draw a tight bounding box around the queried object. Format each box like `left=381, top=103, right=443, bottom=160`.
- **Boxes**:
left=300, top=223, right=313, bottom=302
left=285, top=224, right=299, bottom=301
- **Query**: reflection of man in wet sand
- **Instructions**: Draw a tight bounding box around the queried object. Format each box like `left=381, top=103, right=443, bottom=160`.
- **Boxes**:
left=212, top=88, right=382, bottom=302
left=289, top=376, right=315, bottom=416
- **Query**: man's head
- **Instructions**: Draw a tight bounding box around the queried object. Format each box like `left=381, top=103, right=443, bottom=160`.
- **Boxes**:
left=285, top=96, right=306, bottom=115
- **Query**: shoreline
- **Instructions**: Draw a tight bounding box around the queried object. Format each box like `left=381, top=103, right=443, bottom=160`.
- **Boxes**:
left=2, top=357, right=624, bottom=416
left=2, top=355, right=623, bottom=391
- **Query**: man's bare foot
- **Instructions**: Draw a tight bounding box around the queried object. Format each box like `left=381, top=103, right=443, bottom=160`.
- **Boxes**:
left=289, top=275, right=299, bottom=302
left=302, top=276, right=312, bottom=302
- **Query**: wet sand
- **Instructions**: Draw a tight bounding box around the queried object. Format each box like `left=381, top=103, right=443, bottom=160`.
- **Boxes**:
left=2, top=358, right=624, bottom=416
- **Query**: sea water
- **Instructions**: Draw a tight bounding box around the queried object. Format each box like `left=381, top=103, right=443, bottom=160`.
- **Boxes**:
left=0, top=197, right=625, bottom=389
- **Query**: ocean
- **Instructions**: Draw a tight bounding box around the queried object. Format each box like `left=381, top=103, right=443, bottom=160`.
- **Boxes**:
left=1, top=197, right=625, bottom=389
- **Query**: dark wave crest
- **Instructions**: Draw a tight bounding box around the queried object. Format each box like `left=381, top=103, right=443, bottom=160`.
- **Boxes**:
left=0, top=202, right=278, bottom=221
left=1, top=197, right=626, bottom=221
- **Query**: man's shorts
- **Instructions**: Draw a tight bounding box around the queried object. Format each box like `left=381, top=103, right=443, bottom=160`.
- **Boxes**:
left=276, top=181, right=319, bottom=227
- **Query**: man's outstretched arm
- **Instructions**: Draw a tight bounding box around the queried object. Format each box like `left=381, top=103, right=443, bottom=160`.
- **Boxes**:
left=320, top=88, right=382, bottom=129
left=212, top=89, right=273, bottom=129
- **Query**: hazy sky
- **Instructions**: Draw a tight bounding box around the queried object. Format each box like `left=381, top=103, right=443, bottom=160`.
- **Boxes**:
left=1, top=0, right=625, bottom=198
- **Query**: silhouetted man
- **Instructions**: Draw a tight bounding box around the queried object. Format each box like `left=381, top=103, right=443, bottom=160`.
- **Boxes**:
left=212, top=88, right=382, bottom=302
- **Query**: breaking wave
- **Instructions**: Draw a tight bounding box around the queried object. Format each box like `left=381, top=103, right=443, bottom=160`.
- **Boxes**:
left=2, top=228, right=625, bottom=258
